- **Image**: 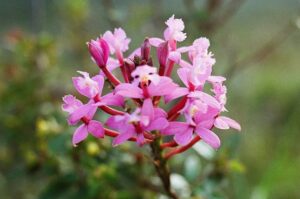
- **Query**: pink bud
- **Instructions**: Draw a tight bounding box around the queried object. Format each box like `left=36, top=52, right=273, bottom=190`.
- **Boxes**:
left=88, top=38, right=109, bottom=68
left=141, top=38, right=151, bottom=61
left=157, top=41, right=169, bottom=75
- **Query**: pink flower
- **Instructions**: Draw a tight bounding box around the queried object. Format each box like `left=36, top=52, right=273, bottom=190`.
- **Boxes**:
left=162, top=121, right=221, bottom=149
left=115, top=65, right=179, bottom=100
left=61, top=95, right=83, bottom=114
left=164, top=15, right=186, bottom=42
left=208, top=76, right=227, bottom=111
left=72, top=71, right=124, bottom=107
left=63, top=15, right=241, bottom=154
left=71, top=120, right=104, bottom=146
left=106, top=99, right=168, bottom=146
left=177, top=56, right=213, bottom=89
left=102, top=28, right=131, bottom=54
left=88, top=37, right=109, bottom=68
left=62, top=95, right=104, bottom=146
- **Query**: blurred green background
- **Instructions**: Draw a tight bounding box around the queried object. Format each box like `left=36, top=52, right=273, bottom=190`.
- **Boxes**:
left=0, top=0, right=299, bottom=198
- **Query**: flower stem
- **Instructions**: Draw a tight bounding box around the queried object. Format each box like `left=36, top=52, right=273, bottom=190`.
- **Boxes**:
left=99, top=105, right=125, bottom=115
left=167, top=96, right=188, bottom=120
left=165, top=60, right=175, bottom=76
left=160, top=140, right=178, bottom=149
left=150, top=136, right=178, bottom=199
left=104, top=128, right=152, bottom=143
left=164, top=136, right=201, bottom=159
left=101, top=66, right=121, bottom=86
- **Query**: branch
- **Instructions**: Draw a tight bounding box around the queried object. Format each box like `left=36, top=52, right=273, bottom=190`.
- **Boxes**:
left=150, top=136, right=178, bottom=199
left=225, top=22, right=297, bottom=79
left=164, top=136, right=201, bottom=159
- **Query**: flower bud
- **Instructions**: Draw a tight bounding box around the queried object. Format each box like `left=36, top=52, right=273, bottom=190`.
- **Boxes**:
left=141, top=38, right=151, bottom=61
left=88, top=38, right=109, bottom=68
left=157, top=41, right=169, bottom=75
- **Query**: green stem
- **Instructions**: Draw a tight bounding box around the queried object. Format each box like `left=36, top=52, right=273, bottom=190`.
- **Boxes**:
left=150, top=136, right=178, bottom=199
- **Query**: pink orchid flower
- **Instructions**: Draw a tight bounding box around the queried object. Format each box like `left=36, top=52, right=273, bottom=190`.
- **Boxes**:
left=162, top=92, right=240, bottom=148
left=115, top=65, right=179, bottom=99
left=72, top=71, right=124, bottom=107
left=63, top=15, right=241, bottom=158
left=87, top=37, right=110, bottom=68
left=62, top=95, right=103, bottom=146
left=106, top=99, right=168, bottom=146
left=103, top=28, right=131, bottom=57
left=164, top=15, right=187, bottom=42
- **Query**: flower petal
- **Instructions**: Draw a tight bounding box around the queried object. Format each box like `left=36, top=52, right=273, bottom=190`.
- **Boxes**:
left=161, top=122, right=190, bottom=135
left=164, top=87, right=189, bottom=103
left=115, top=83, right=143, bottom=98
left=177, top=67, right=189, bottom=87
left=149, top=37, right=165, bottom=47
left=141, top=98, right=154, bottom=120
left=112, top=128, right=135, bottom=147
left=148, top=77, right=178, bottom=97
left=101, top=93, right=124, bottom=107
left=62, top=95, right=83, bottom=114
left=217, top=116, right=241, bottom=131
left=106, top=115, right=127, bottom=130
left=214, top=117, right=230, bottom=130
left=136, top=133, right=145, bottom=146
left=195, top=126, right=220, bottom=149
left=92, top=75, right=104, bottom=95
left=72, top=124, right=88, bottom=146
left=88, top=120, right=104, bottom=138
left=68, top=103, right=93, bottom=125
left=168, top=51, right=181, bottom=64
left=174, top=127, right=193, bottom=145
left=146, top=117, right=169, bottom=131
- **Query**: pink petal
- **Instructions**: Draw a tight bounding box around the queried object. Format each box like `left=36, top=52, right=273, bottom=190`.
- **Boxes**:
left=168, top=51, right=181, bottom=64
left=178, top=59, right=192, bottom=68
left=101, top=93, right=124, bottom=107
left=85, top=103, right=98, bottom=120
left=195, top=126, right=220, bottom=149
left=218, top=116, right=241, bottom=131
left=208, top=76, right=226, bottom=83
left=72, top=124, right=88, bottom=146
left=103, top=57, right=120, bottom=74
left=164, top=87, right=189, bottom=103
left=174, top=127, right=193, bottom=145
left=62, top=95, right=83, bottom=114
left=72, top=72, right=99, bottom=98
left=157, top=41, right=169, bottom=67
left=154, top=108, right=167, bottom=118
left=189, top=91, right=221, bottom=110
left=88, top=120, right=104, bottom=138
left=68, top=103, right=93, bottom=125
left=92, top=75, right=104, bottom=95
left=214, top=117, right=230, bottom=130
left=141, top=98, right=154, bottom=120
left=112, top=129, right=135, bottom=147
left=177, top=68, right=189, bottom=87
left=148, top=77, right=178, bottom=97
left=115, top=83, right=143, bottom=98
left=149, top=37, right=165, bottom=47
left=146, top=117, right=169, bottom=131
left=137, top=133, right=145, bottom=146
left=176, top=46, right=190, bottom=53
left=72, top=77, right=92, bottom=98
left=106, top=115, right=126, bottom=130
left=102, top=31, right=115, bottom=54
left=128, top=47, right=141, bottom=59
left=161, top=122, right=190, bottom=135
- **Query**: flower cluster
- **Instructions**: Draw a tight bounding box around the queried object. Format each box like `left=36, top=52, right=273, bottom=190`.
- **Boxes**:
left=62, top=15, right=240, bottom=157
